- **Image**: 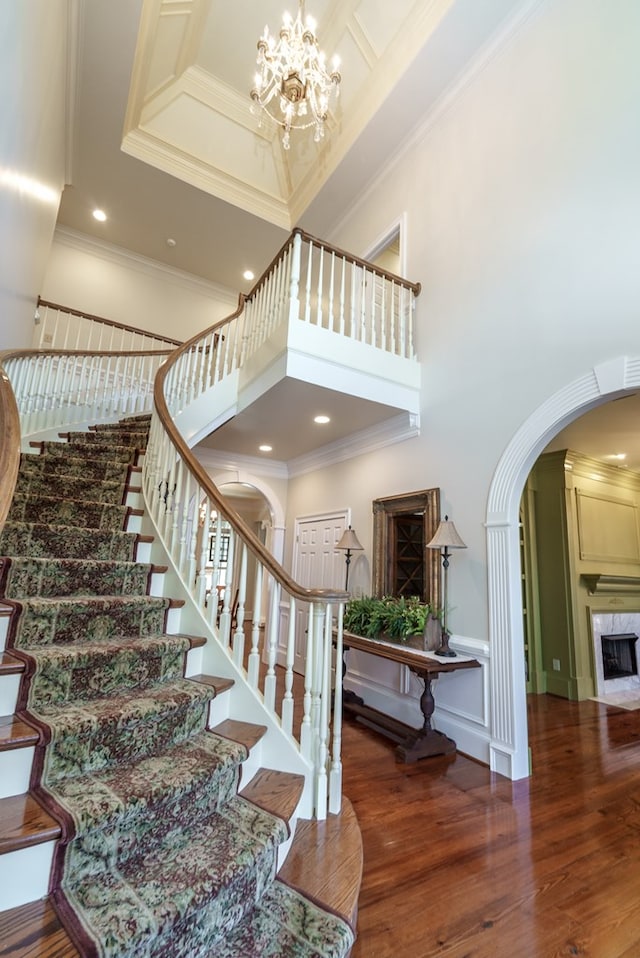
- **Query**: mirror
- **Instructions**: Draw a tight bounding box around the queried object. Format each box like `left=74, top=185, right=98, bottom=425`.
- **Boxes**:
left=372, top=488, right=441, bottom=610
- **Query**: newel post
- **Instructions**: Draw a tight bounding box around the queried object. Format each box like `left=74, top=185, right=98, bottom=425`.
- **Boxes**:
left=288, top=231, right=302, bottom=328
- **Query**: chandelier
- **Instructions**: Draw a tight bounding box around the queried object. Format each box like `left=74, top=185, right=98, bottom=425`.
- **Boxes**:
left=250, top=1, right=341, bottom=150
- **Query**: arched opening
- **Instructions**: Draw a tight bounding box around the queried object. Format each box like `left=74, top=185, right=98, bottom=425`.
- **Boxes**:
left=486, top=356, right=640, bottom=780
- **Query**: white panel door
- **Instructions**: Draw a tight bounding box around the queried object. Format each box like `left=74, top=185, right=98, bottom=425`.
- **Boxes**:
left=292, top=512, right=347, bottom=673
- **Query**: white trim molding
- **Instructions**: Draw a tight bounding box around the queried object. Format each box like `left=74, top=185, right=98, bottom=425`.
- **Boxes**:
left=486, top=355, right=640, bottom=780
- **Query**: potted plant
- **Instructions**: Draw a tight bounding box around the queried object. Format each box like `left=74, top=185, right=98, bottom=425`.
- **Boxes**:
left=343, top=595, right=435, bottom=644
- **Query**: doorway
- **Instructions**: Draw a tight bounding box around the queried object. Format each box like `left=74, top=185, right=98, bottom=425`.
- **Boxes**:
left=292, top=510, right=349, bottom=673
left=486, top=356, right=640, bottom=780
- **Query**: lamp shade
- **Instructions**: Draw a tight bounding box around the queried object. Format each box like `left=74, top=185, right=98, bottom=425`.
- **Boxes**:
left=425, top=515, right=466, bottom=551
left=336, top=526, right=364, bottom=552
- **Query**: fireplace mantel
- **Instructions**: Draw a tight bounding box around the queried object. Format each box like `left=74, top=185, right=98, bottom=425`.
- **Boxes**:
left=582, top=574, right=640, bottom=595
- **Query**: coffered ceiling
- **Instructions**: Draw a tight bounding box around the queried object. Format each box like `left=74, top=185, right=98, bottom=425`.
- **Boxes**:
left=57, top=0, right=529, bottom=295
left=122, top=0, right=470, bottom=229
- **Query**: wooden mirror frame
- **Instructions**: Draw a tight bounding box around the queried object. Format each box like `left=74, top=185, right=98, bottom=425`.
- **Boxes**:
left=372, top=488, right=441, bottom=611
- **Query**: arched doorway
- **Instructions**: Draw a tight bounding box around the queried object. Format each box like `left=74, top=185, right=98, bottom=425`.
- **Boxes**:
left=486, top=356, right=640, bottom=780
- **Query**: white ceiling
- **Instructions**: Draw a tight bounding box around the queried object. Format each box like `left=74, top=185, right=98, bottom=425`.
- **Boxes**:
left=58, top=0, right=526, bottom=291
left=56, top=0, right=640, bottom=472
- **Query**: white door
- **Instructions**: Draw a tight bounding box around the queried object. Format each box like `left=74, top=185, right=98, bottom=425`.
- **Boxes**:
left=292, top=511, right=347, bottom=673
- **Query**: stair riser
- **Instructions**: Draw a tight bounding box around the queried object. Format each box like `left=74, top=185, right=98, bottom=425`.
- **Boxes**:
left=0, top=841, right=56, bottom=912
left=0, top=609, right=10, bottom=653
left=0, top=673, right=21, bottom=717
left=0, top=746, right=34, bottom=799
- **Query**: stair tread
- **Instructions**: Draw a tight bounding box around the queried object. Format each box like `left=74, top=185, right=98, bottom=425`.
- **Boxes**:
left=240, top=768, right=304, bottom=826
left=0, top=650, right=25, bottom=675
left=189, top=673, right=235, bottom=695
left=0, top=713, right=39, bottom=751
left=278, top=796, right=362, bottom=929
left=0, top=897, right=79, bottom=958
left=0, top=792, right=61, bottom=854
left=212, top=718, right=267, bottom=752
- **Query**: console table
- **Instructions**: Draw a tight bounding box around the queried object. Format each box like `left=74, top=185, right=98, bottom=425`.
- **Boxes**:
left=341, top=631, right=481, bottom=763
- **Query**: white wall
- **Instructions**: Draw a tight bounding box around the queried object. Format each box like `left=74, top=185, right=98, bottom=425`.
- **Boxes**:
left=41, top=229, right=239, bottom=343
left=297, top=0, right=640, bottom=641
left=0, top=0, right=68, bottom=348
left=289, top=0, right=640, bottom=773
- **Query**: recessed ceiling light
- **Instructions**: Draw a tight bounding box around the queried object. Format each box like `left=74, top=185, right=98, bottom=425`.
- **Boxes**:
left=314, top=415, right=330, bottom=424
left=259, top=444, right=272, bottom=453
left=243, top=270, right=255, bottom=281
left=92, top=208, right=107, bottom=222
left=166, top=238, right=177, bottom=247
left=606, top=453, right=627, bottom=461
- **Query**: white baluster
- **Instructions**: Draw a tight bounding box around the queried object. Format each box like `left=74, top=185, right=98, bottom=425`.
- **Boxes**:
left=314, top=604, right=332, bottom=820
left=360, top=265, right=367, bottom=344
left=197, top=496, right=211, bottom=610
left=263, top=580, right=281, bottom=714
left=303, top=240, right=313, bottom=324
left=316, top=244, right=324, bottom=329
left=248, top=565, right=263, bottom=688
left=329, top=602, right=344, bottom=814
left=281, top=595, right=296, bottom=736
left=300, top=602, right=315, bottom=762
left=218, top=529, right=235, bottom=647
left=338, top=256, right=346, bottom=336
left=328, top=251, right=336, bottom=332
left=349, top=261, right=357, bottom=339
left=232, top=543, right=248, bottom=668
left=288, top=232, right=302, bottom=325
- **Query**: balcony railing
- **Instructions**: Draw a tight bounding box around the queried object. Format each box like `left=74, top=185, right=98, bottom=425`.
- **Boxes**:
left=34, top=298, right=182, bottom=352
left=1, top=349, right=172, bottom=440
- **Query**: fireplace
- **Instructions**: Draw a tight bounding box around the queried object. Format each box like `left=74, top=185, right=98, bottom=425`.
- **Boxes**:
left=601, top=633, right=639, bottom=680
left=591, top=613, right=640, bottom=696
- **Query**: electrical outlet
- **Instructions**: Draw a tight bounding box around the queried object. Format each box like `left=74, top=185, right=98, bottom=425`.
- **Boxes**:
left=552, top=658, right=561, bottom=671
left=43, top=334, right=53, bottom=344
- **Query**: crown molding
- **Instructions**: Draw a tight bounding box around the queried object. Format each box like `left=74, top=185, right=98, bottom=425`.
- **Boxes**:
left=53, top=226, right=237, bottom=304
left=194, top=447, right=289, bottom=480
left=122, top=128, right=293, bottom=229
left=195, top=411, right=420, bottom=480
left=288, top=411, right=420, bottom=477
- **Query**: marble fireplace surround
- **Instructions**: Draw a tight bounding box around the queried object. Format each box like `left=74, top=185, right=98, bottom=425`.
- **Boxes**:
left=591, top=612, right=640, bottom=697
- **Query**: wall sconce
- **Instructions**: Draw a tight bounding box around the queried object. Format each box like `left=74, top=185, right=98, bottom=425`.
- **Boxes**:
left=426, top=515, right=467, bottom=657
left=336, top=525, right=364, bottom=590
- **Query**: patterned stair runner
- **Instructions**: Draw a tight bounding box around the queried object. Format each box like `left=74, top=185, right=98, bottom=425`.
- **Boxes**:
left=0, top=416, right=354, bottom=958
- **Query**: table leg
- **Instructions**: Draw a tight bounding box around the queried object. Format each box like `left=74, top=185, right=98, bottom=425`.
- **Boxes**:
left=395, top=669, right=456, bottom=763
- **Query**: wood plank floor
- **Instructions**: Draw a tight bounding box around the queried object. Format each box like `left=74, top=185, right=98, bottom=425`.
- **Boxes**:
left=342, top=693, right=640, bottom=958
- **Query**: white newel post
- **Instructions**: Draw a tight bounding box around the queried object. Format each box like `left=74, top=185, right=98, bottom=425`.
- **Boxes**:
left=288, top=231, right=302, bottom=327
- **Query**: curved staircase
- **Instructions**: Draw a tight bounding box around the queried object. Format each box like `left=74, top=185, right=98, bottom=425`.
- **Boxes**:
left=0, top=417, right=358, bottom=956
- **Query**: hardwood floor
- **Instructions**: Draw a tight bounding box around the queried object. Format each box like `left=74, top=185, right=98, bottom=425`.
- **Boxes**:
left=343, top=693, right=640, bottom=958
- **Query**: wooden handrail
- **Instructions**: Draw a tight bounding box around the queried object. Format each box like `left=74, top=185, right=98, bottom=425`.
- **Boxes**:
left=153, top=296, right=349, bottom=607
left=0, top=347, right=173, bottom=362
left=37, top=297, right=183, bottom=346
left=0, top=364, right=21, bottom=536
left=247, top=227, right=422, bottom=302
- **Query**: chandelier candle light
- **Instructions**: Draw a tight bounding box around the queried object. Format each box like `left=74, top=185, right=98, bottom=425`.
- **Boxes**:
left=251, top=1, right=341, bottom=150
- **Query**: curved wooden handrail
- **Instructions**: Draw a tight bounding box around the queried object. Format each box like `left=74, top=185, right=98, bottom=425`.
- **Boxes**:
left=0, top=363, right=21, bottom=535
left=153, top=296, right=349, bottom=606
left=37, top=297, right=183, bottom=346
left=248, top=227, right=422, bottom=301
left=0, top=347, right=173, bottom=362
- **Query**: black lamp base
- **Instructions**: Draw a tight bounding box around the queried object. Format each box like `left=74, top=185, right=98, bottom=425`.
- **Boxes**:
left=434, top=630, right=457, bottom=658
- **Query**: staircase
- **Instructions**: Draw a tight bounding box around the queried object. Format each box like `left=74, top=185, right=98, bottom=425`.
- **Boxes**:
left=0, top=418, right=358, bottom=956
